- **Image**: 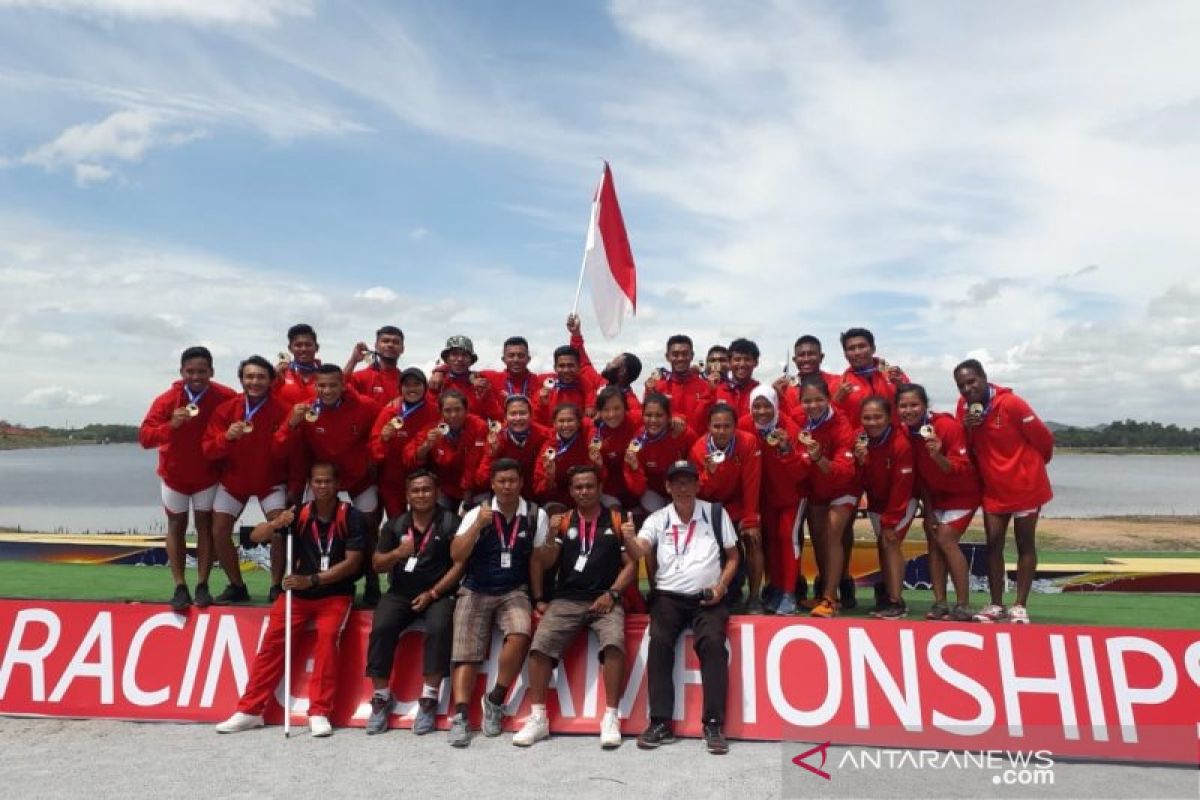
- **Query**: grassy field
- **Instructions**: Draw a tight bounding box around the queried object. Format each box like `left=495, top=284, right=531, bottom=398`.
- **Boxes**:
left=2, top=555, right=1198, bottom=629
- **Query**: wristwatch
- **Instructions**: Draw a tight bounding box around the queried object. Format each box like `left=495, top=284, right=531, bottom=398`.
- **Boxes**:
left=309, top=574, right=320, bottom=588
left=607, top=589, right=620, bottom=602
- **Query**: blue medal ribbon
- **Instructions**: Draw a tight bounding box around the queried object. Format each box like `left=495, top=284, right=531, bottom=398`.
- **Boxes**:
left=183, top=385, right=209, bottom=406
left=868, top=424, right=894, bottom=448
left=805, top=407, right=833, bottom=432
left=706, top=435, right=735, bottom=459
left=243, top=394, right=269, bottom=422
left=555, top=431, right=579, bottom=457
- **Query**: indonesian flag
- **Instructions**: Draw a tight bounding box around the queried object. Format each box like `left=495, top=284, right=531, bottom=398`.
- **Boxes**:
left=581, top=162, right=637, bottom=338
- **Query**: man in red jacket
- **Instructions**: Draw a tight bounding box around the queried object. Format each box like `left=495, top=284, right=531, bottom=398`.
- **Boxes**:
left=276, top=363, right=382, bottom=605
left=429, top=335, right=501, bottom=421
left=775, top=334, right=843, bottom=419
left=715, top=338, right=761, bottom=420
left=955, top=359, right=1054, bottom=625
left=532, top=345, right=595, bottom=425
left=344, top=325, right=405, bottom=410
left=643, top=334, right=715, bottom=433
left=139, top=346, right=237, bottom=611
left=566, top=314, right=643, bottom=421
left=274, top=323, right=322, bottom=408
left=479, top=336, right=544, bottom=400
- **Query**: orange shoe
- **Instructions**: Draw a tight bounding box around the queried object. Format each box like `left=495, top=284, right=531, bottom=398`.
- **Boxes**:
left=799, top=596, right=822, bottom=610
left=810, top=598, right=838, bottom=618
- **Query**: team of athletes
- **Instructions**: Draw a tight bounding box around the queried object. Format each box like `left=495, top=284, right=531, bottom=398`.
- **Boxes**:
left=140, top=314, right=1054, bottom=746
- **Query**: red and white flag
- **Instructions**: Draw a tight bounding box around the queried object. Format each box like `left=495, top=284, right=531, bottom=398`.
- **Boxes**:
left=579, top=162, right=637, bottom=338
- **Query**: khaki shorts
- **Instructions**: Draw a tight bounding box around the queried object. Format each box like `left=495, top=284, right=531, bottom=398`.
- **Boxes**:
left=531, top=597, right=626, bottom=662
left=451, top=586, right=532, bottom=663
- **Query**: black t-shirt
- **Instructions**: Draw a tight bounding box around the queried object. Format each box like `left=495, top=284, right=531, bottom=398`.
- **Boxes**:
left=280, top=502, right=367, bottom=599
left=553, top=509, right=625, bottom=602
left=377, top=509, right=459, bottom=598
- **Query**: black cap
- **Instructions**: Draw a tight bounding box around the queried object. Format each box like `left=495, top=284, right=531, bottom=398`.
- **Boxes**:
left=400, top=367, right=427, bottom=387
left=665, top=459, right=699, bottom=480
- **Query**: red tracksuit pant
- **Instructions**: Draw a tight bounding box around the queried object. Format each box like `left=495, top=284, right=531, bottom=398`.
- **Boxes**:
left=237, top=594, right=353, bottom=718
left=763, top=501, right=806, bottom=593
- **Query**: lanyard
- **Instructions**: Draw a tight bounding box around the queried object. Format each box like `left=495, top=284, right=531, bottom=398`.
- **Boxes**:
left=505, top=374, right=530, bottom=397
left=671, top=520, right=697, bottom=558
left=310, top=517, right=336, bottom=559
left=407, top=520, right=435, bottom=555
left=869, top=424, right=894, bottom=448
left=183, top=385, right=209, bottom=406
left=243, top=395, right=268, bottom=422
left=577, top=513, right=599, bottom=556
left=290, top=361, right=318, bottom=374
left=634, top=427, right=668, bottom=448
left=493, top=510, right=521, bottom=552
left=908, top=413, right=931, bottom=437
left=805, top=407, right=833, bottom=432
left=555, top=432, right=578, bottom=457
left=507, top=428, right=530, bottom=447
left=398, top=399, right=425, bottom=421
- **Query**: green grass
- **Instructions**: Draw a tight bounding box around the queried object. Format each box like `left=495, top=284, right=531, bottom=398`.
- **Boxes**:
left=2, top=560, right=1198, bottom=629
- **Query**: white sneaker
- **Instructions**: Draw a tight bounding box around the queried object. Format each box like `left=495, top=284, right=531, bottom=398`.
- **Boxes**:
left=512, top=714, right=550, bottom=747
left=972, top=603, right=1008, bottom=623
left=215, top=711, right=263, bottom=734
left=1008, top=604, right=1030, bottom=624
left=309, top=715, right=333, bottom=737
left=600, top=710, right=622, bottom=749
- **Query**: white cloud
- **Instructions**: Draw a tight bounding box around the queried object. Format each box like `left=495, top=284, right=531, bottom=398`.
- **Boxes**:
left=0, top=0, right=314, bottom=26
left=408, top=227, right=429, bottom=241
left=17, top=108, right=205, bottom=184
left=20, top=386, right=107, bottom=408
left=354, top=286, right=398, bottom=303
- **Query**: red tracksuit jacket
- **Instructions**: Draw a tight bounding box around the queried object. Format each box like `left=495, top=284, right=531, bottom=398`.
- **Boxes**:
left=475, top=423, right=554, bottom=491
left=689, top=430, right=762, bottom=528
left=956, top=385, right=1054, bottom=513
left=411, top=413, right=489, bottom=502
left=573, top=333, right=643, bottom=423
left=369, top=396, right=442, bottom=515
left=274, top=363, right=321, bottom=408
left=908, top=412, right=982, bottom=511
left=737, top=414, right=808, bottom=509
left=431, top=370, right=502, bottom=422
left=860, top=427, right=915, bottom=529
left=715, top=378, right=760, bottom=421
left=591, top=417, right=639, bottom=503
left=347, top=363, right=402, bottom=411
left=643, top=370, right=716, bottom=433
left=479, top=369, right=546, bottom=402
left=778, top=371, right=843, bottom=422
left=274, top=390, right=377, bottom=495
left=533, top=419, right=602, bottom=506
left=837, top=360, right=909, bottom=422
left=201, top=392, right=290, bottom=500
left=798, top=407, right=859, bottom=504
left=532, top=381, right=594, bottom=426
left=140, top=380, right=237, bottom=494
left=622, top=427, right=697, bottom=498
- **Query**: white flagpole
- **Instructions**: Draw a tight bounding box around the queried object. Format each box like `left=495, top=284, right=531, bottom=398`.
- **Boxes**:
left=283, top=532, right=293, bottom=739
left=571, top=166, right=607, bottom=318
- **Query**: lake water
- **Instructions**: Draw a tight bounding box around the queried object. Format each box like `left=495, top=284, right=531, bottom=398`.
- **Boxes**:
left=1, top=445, right=1198, bottom=533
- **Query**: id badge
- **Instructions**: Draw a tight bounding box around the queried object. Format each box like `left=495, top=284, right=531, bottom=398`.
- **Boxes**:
left=500, top=552, right=512, bottom=569
left=404, top=556, right=418, bottom=573
left=319, top=555, right=329, bottom=571
left=573, top=554, right=588, bottom=573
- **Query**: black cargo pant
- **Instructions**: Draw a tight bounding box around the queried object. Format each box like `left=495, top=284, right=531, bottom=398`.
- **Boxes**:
left=647, top=591, right=730, bottom=725
left=365, top=591, right=455, bottom=679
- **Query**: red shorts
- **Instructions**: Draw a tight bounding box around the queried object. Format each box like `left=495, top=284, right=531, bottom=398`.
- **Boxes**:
left=868, top=498, right=919, bottom=541
left=933, top=508, right=977, bottom=535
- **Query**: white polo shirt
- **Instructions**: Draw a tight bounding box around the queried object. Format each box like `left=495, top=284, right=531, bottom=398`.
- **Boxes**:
left=455, top=497, right=549, bottom=545
left=638, top=499, right=736, bottom=596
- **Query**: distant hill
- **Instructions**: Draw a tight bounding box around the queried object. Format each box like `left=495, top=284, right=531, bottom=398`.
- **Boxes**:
left=0, top=421, right=139, bottom=450
left=1052, top=419, right=1200, bottom=450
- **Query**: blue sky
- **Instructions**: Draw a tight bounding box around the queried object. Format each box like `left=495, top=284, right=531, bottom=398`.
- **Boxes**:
left=2, top=0, right=1199, bottom=427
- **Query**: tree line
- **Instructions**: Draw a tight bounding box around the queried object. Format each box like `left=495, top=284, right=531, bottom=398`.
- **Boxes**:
left=1053, top=419, right=1200, bottom=450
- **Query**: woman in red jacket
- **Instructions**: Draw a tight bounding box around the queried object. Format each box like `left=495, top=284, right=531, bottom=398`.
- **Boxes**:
left=406, top=389, right=488, bottom=512
left=954, top=360, right=1053, bottom=625
left=533, top=402, right=600, bottom=507
left=688, top=402, right=763, bottom=611
left=202, top=356, right=291, bottom=605
left=794, top=375, right=859, bottom=618
left=623, top=393, right=696, bottom=514
left=591, top=386, right=639, bottom=509
left=896, top=383, right=981, bottom=622
left=369, top=367, right=441, bottom=519
left=854, top=396, right=916, bottom=619
left=476, top=394, right=553, bottom=490
left=740, top=385, right=808, bottom=615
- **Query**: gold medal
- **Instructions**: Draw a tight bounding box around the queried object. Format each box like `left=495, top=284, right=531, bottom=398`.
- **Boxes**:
left=968, top=402, right=984, bottom=416
left=543, top=377, right=556, bottom=390
left=304, top=409, right=319, bottom=423
left=545, top=447, right=557, bottom=461
left=437, top=422, right=450, bottom=435
left=919, top=424, right=935, bottom=440
left=797, top=431, right=814, bottom=446
left=767, top=429, right=784, bottom=447
left=242, top=421, right=254, bottom=434
left=711, top=450, right=726, bottom=464
left=186, top=403, right=199, bottom=417
left=488, top=420, right=502, bottom=434
left=628, top=439, right=643, bottom=453
left=389, top=417, right=404, bottom=431
left=857, top=432, right=869, bottom=446
left=278, top=351, right=289, bottom=363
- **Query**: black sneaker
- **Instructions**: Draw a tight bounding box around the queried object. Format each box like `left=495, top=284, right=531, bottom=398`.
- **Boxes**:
left=194, top=582, right=213, bottom=608
left=839, top=577, right=857, bottom=610
left=214, top=583, right=251, bottom=605
left=703, top=721, right=729, bottom=755
left=876, top=600, right=908, bottom=620
left=365, top=693, right=395, bottom=735
left=170, top=584, right=191, bottom=613
left=268, top=584, right=283, bottom=603
left=636, top=721, right=676, bottom=749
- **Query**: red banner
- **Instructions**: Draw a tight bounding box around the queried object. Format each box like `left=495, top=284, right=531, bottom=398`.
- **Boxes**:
left=0, top=599, right=1197, bottom=764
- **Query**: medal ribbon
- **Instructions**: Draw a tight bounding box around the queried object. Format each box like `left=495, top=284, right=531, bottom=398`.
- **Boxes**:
left=243, top=394, right=269, bottom=422
left=805, top=407, right=833, bottom=432
left=706, top=435, right=734, bottom=458
left=555, top=431, right=578, bottom=457
left=183, top=385, right=209, bottom=406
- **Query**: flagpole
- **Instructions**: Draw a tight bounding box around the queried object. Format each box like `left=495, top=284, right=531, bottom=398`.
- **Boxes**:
left=571, top=164, right=607, bottom=317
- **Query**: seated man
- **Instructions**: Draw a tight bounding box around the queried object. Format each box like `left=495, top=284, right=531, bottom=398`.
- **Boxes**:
left=513, top=465, right=637, bottom=748
left=215, top=462, right=365, bottom=738
left=446, top=458, right=550, bottom=747
left=364, top=469, right=466, bottom=735
left=620, top=460, right=739, bottom=755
